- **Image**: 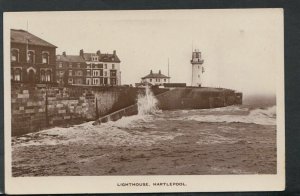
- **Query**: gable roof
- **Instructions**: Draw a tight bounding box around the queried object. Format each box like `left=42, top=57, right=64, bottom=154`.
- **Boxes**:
left=11, top=29, right=57, bottom=48
left=56, top=55, right=85, bottom=63
left=142, top=72, right=170, bottom=79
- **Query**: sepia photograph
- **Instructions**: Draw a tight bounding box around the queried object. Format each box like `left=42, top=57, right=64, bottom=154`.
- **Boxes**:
left=4, top=9, right=284, bottom=193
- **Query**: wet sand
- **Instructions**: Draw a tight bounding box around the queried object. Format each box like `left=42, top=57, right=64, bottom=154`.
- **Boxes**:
left=12, top=119, right=276, bottom=176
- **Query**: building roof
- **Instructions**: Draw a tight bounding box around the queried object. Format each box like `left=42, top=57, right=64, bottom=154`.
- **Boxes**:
left=11, top=29, right=57, bottom=48
left=83, top=52, right=121, bottom=63
left=56, top=55, right=85, bottom=63
left=142, top=71, right=170, bottom=79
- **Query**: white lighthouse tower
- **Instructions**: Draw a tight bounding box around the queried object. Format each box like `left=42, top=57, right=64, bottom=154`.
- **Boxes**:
left=190, top=49, right=204, bottom=87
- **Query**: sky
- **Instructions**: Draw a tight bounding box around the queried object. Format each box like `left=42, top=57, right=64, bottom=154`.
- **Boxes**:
left=5, top=9, right=283, bottom=96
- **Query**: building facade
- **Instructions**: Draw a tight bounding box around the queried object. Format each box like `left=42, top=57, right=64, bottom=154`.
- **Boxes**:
left=190, top=49, right=205, bottom=87
left=55, top=49, right=121, bottom=86
left=141, top=70, right=170, bottom=86
left=11, top=29, right=57, bottom=84
left=56, top=52, right=86, bottom=86
left=81, top=50, right=121, bottom=86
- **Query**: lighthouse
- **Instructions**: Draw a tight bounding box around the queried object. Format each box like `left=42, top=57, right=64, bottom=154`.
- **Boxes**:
left=190, top=49, right=204, bottom=87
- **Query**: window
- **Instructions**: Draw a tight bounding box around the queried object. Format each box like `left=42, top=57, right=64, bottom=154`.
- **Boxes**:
left=77, top=63, right=81, bottom=68
left=112, top=64, right=115, bottom=69
left=104, top=78, right=108, bottom=85
left=14, top=68, right=21, bottom=81
left=110, top=78, right=116, bottom=85
left=87, top=70, right=91, bottom=76
left=104, top=64, right=107, bottom=69
left=69, top=70, right=72, bottom=76
left=27, top=51, right=35, bottom=63
left=68, top=78, right=73, bottom=84
left=150, top=79, right=152, bottom=82
left=99, top=64, right=103, bottom=68
left=198, top=66, right=200, bottom=69
left=45, top=70, right=51, bottom=82
left=92, top=56, right=98, bottom=61
left=93, top=78, right=99, bottom=85
left=93, top=70, right=99, bottom=76
left=110, top=70, right=116, bottom=77
left=58, top=62, right=63, bottom=68
left=104, top=71, right=107, bottom=76
left=11, top=49, right=19, bottom=62
left=87, top=65, right=90, bottom=69
left=40, top=70, right=46, bottom=82
left=69, top=63, right=72, bottom=68
left=60, top=71, right=64, bottom=76
left=75, top=78, right=82, bottom=84
left=76, top=71, right=83, bottom=76
left=86, top=79, right=91, bottom=85
left=164, top=79, right=167, bottom=82
left=42, top=52, right=49, bottom=64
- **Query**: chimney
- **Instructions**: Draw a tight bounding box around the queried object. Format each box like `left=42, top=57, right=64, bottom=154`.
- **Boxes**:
left=113, top=50, right=116, bottom=56
left=62, top=51, right=66, bottom=56
left=80, top=49, right=84, bottom=57
left=159, top=70, right=161, bottom=74
left=150, top=70, right=153, bottom=74
left=96, top=50, right=101, bottom=56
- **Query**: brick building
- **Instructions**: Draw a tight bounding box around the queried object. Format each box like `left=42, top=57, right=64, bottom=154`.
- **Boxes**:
left=56, top=52, right=86, bottom=86
left=11, top=29, right=57, bottom=84
left=56, top=49, right=121, bottom=86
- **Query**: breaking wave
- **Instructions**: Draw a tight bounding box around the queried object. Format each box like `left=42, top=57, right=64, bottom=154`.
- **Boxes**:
left=137, top=85, right=158, bottom=115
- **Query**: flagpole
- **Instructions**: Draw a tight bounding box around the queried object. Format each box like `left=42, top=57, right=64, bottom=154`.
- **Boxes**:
left=168, top=58, right=170, bottom=83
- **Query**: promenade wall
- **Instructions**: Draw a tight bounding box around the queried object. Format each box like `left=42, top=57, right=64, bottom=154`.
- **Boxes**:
left=11, top=84, right=167, bottom=136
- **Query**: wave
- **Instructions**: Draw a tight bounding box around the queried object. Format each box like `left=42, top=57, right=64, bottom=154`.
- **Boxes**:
left=176, top=106, right=276, bottom=125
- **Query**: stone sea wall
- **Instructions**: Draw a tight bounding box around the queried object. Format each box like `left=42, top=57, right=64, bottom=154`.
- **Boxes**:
left=11, top=84, right=167, bottom=136
left=95, top=87, right=243, bottom=124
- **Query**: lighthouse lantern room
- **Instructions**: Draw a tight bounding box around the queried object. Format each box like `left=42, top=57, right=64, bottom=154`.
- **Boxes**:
left=190, top=49, right=204, bottom=87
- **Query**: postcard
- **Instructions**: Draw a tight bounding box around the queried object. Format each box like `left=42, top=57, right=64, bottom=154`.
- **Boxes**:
left=4, top=9, right=284, bottom=194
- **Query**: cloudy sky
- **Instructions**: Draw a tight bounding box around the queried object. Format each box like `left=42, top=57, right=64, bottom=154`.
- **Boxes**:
left=5, top=9, right=283, bottom=96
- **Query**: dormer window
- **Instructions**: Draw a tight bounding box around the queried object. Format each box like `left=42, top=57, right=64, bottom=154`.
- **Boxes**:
left=27, top=50, right=35, bottom=64
left=42, top=52, right=49, bottom=64
left=92, top=56, right=98, bottom=61
left=11, top=49, right=19, bottom=62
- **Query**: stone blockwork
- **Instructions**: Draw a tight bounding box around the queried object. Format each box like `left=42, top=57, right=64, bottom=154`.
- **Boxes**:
left=11, top=84, right=167, bottom=136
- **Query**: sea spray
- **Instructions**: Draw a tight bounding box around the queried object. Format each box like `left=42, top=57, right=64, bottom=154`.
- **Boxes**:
left=137, top=85, right=158, bottom=115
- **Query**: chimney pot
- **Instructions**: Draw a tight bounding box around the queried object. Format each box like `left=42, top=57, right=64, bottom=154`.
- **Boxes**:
left=96, top=50, right=101, bottom=55
left=113, top=50, right=116, bottom=55
left=150, top=70, right=153, bottom=74
left=62, top=51, right=66, bottom=56
left=159, top=70, right=161, bottom=74
left=80, top=49, right=84, bottom=57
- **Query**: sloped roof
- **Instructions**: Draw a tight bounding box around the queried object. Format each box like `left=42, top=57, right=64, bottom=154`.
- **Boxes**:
left=83, top=52, right=121, bottom=63
left=11, top=29, right=57, bottom=48
left=142, top=72, right=170, bottom=79
left=99, top=53, right=121, bottom=63
left=56, top=55, right=85, bottom=62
